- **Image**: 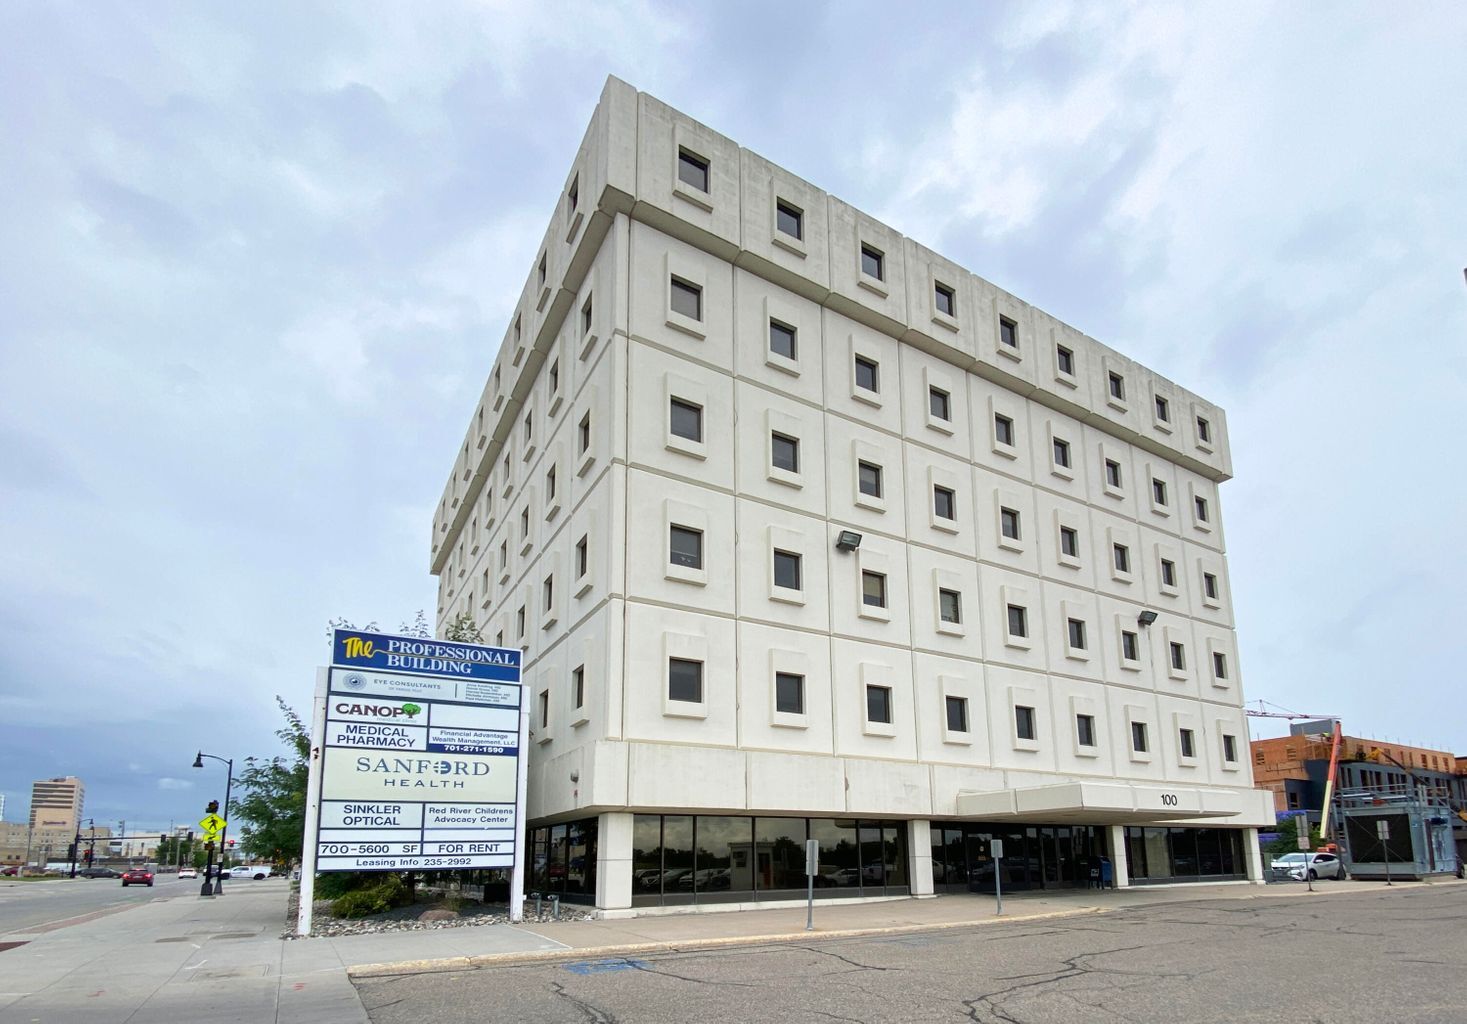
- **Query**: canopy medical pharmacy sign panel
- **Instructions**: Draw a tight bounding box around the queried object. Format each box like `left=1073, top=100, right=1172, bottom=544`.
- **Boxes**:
left=316, top=629, right=523, bottom=872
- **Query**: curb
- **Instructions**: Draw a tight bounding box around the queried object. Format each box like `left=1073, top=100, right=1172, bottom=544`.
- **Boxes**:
left=346, top=905, right=1105, bottom=978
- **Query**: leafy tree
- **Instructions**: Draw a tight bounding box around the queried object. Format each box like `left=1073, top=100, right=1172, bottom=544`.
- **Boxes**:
left=1265, top=814, right=1323, bottom=859
left=442, top=612, right=485, bottom=643
left=233, top=697, right=310, bottom=864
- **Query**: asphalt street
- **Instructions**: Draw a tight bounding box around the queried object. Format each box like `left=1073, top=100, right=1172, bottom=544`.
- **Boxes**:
left=356, top=885, right=1467, bottom=1024
left=0, top=872, right=195, bottom=934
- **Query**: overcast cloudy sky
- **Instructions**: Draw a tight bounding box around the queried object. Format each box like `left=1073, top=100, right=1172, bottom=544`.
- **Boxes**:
left=2, top=2, right=1464, bottom=834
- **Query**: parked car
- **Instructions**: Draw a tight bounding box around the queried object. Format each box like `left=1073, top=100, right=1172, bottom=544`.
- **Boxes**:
left=1, top=866, right=18, bottom=876
left=121, top=867, right=154, bottom=887
left=1270, top=852, right=1345, bottom=881
left=178, top=867, right=198, bottom=879
left=78, top=867, right=121, bottom=878
left=222, top=865, right=273, bottom=880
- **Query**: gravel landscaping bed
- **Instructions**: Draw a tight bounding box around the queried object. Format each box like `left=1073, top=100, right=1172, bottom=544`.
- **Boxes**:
left=283, top=886, right=593, bottom=938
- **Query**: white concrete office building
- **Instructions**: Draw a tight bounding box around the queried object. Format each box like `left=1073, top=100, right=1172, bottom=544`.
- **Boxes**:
left=430, top=78, right=1273, bottom=912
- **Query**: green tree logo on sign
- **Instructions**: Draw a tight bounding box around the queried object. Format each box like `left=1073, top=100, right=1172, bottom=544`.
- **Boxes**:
left=401, top=703, right=422, bottom=719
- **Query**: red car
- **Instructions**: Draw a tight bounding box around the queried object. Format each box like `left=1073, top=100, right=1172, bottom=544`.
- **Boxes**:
left=121, top=867, right=154, bottom=887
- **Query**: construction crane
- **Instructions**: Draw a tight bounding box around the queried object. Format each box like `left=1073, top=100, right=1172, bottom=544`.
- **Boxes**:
left=1244, top=702, right=1344, bottom=839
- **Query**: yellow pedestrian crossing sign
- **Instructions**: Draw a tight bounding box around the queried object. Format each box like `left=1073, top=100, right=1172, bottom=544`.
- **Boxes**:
left=199, top=813, right=226, bottom=835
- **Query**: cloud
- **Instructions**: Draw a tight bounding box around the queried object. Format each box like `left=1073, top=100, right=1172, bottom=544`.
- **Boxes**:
left=157, top=778, right=195, bottom=792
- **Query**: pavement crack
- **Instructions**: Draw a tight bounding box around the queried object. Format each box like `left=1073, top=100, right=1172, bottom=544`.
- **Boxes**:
left=548, top=980, right=618, bottom=1023
left=797, top=945, right=895, bottom=972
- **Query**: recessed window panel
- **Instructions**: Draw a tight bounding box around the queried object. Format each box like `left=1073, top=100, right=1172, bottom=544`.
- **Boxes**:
left=670, top=277, right=702, bottom=320
left=858, top=461, right=883, bottom=498
left=1076, top=714, right=1097, bottom=747
left=1006, top=604, right=1028, bottom=638
left=1114, top=543, right=1131, bottom=573
left=1105, top=459, right=1123, bottom=488
left=1161, top=559, right=1177, bottom=587
left=934, top=283, right=956, bottom=317
left=999, top=317, right=1017, bottom=348
left=1195, top=496, right=1209, bottom=522
left=669, top=525, right=703, bottom=569
left=861, top=570, right=887, bottom=608
left=866, top=684, right=892, bottom=724
left=1060, top=526, right=1079, bottom=558
left=670, top=398, right=703, bottom=442
left=1170, top=642, right=1187, bottom=671
left=1056, top=345, right=1074, bottom=375
left=773, top=549, right=802, bottom=591
left=771, top=432, right=800, bottom=473
left=668, top=658, right=703, bottom=703
left=1067, top=618, right=1087, bottom=650
left=1213, top=652, right=1228, bottom=678
left=1015, top=705, right=1037, bottom=741
left=854, top=356, right=879, bottom=393
left=677, top=149, right=709, bottom=192
left=1152, top=478, right=1168, bottom=506
left=1132, top=721, right=1149, bottom=752
left=1108, top=372, right=1125, bottom=400
left=1197, top=416, right=1212, bottom=443
left=860, top=244, right=884, bottom=281
left=1223, top=734, right=1238, bottom=762
left=933, top=485, right=956, bottom=521
left=1203, top=573, right=1219, bottom=600
left=1121, top=630, right=1139, bottom=661
left=939, top=588, right=962, bottom=624
left=775, top=672, right=804, bottom=714
left=1155, top=395, right=1170, bottom=422
left=929, top=387, right=951, bottom=421
left=1000, top=507, right=1021, bottom=540
left=769, top=320, right=797, bottom=360
left=1180, top=728, right=1196, bottom=759
left=945, top=696, right=968, bottom=732
left=994, top=414, right=1015, bottom=447
left=1053, top=437, right=1071, bottom=468
left=776, top=200, right=803, bottom=239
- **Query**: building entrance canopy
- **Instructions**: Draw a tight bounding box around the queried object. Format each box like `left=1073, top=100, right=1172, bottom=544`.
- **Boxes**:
left=956, top=782, right=1275, bottom=827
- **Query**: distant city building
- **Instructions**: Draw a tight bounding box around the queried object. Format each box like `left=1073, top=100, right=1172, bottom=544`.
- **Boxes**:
left=29, top=776, right=84, bottom=833
left=1252, top=727, right=1467, bottom=815
left=431, top=78, right=1273, bottom=912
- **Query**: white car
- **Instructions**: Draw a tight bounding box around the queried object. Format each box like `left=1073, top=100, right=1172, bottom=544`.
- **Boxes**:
left=178, top=867, right=198, bottom=880
left=223, top=865, right=273, bottom=880
left=1270, top=852, right=1345, bottom=881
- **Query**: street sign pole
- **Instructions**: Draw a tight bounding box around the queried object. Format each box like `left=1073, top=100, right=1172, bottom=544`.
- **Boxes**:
left=805, top=839, right=819, bottom=932
left=991, top=839, right=1004, bottom=916
left=296, top=671, right=328, bottom=936
left=1298, top=815, right=1313, bottom=892
left=1377, top=819, right=1392, bottom=886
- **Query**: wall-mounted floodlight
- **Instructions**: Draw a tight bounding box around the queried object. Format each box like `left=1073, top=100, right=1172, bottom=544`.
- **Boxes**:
left=835, top=530, right=863, bottom=552
left=1137, top=609, right=1159, bottom=627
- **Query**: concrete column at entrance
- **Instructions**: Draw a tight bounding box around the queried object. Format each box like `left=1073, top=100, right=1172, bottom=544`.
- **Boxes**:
left=908, top=820, right=934, bottom=897
left=1106, top=825, right=1130, bottom=888
left=1242, top=827, right=1265, bottom=884
left=595, top=812, right=634, bottom=910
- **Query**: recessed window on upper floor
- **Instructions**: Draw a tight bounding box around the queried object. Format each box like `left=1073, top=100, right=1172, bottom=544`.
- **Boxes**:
left=578, top=411, right=592, bottom=454
left=773, top=549, right=802, bottom=591
left=1223, top=734, right=1238, bottom=762
left=776, top=672, right=805, bottom=714
left=1105, top=459, right=1123, bottom=489
left=1052, top=437, right=1071, bottom=469
left=1121, top=629, right=1140, bottom=662
left=771, top=431, right=800, bottom=473
left=1154, top=395, right=1171, bottom=422
left=860, top=244, right=884, bottom=281
left=1180, top=728, right=1196, bottom=759
left=1197, top=416, right=1212, bottom=444
left=1067, top=618, right=1087, bottom=650
left=854, top=355, right=880, bottom=393
left=1060, top=526, right=1079, bottom=559
left=581, top=294, right=594, bottom=336
left=1076, top=713, right=1097, bottom=747
left=1194, top=496, right=1210, bottom=523
left=861, top=570, right=887, bottom=609
left=1213, top=651, right=1228, bottom=679
left=573, top=665, right=585, bottom=709
left=668, top=657, right=703, bottom=703
left=1132, top=721, right=1149, bottom=753
left=946, top=695, right=969, bottom=733
left=929, top=386, right=951, bottom=422
left=1015, top=705, right=1037, bottom=741
left=1056, top=345, right=1074, bottom=376
left=576, top=535, right=588, bottom=578
left=939, top=588, right=962, bottom=624
left=999, top=316, right=1018, bottom=349
left=1152, top=478, right=1168, bottom=507
left=537, top=253, right=547, bottom=290
left=670, top=277, right=702, bottom=321
left=935, top=282, right=956, bottom=317
left=994, top=413, right=1015, bottom=448
left=858, top=460, right=883, bottom=499
left=1000, top=507, right=1022, bottom=541
left=933, top=485, right=956, bottom=521
left=776, top=199, right=803, bottom=240
left=866, top=684, right=892, bottom=725
left=1160, top=558, right=1177, bottom=588
left=1203, top=572, right=1219, bottom=600
left=1006, top=603, right=1028, bottom=638
left=669, top=525, right=703, bottom=570
left=1108, top=371, right=1125, bottom=401
left=549, top=359, right=560, bottom=395
left=670, top=397, right=703, bottom=442
left=769, top=319, right=797, bottom=360
left=677, top=148, right=709, bottom=193
left=1113, top=543, right=1131, bottom=573
left=567, top=174, right=579, bottom=215
left=1170, top=641, right=1187, bottom=671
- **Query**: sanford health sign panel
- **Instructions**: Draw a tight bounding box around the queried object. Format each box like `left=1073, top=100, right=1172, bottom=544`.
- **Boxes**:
left=315, top=629, right=524, bottom=872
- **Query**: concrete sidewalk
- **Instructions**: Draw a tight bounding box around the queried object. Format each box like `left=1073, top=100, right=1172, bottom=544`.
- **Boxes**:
left=1, top=876, right=1455, bottom=1022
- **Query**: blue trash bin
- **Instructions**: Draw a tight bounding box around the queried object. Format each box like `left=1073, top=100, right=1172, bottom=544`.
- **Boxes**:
left=1100, top=858, right=1114, bottom=888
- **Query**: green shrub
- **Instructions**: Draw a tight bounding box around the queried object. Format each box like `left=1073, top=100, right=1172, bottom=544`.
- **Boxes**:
left=330, top=873, right=410, bottom=919
left=315, top=872, right=367, bottom=900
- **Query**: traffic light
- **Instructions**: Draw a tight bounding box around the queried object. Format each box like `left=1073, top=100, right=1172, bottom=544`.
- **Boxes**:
left=227, top=839, right=235, bottom=848
left=187, top=831, right=194, bottom=842
left=84, top=849, right=93, bottom=864
left=161, top=834, right=168, bottom=846
left=67, top=843, right=77, bottom=860
left=206, top=800, right=219, bottom=815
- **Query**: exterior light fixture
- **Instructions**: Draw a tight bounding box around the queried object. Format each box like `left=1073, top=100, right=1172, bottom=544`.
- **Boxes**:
left=1137, top=610, right=1159, bottom=627
left=835, top=531, right=862, bottom=552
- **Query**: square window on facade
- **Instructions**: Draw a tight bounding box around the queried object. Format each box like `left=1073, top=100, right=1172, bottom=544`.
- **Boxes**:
left=1223, top=734, right=1238, bottom=762
left=668, top=657, right=703, bottom=703
left=1203, top=572, right=1219, bottom=600
left=578, top=412, right=591, bottom=453
left=539, top=689, right=549, bottom=728
left=670, top=277, right=702, bottom=320
left=677, top=149, right=709, bottom=192
left=573, top=665, right=585, bottom=709
left=776, top=199, right=803, bottom=239
left=1152, top=478, right=1168, bottom=506
left=1161, top=558, right=1177, bottom=587
left=669, top=525, right=703, bottom=569
left=1113, top=543, right=1130, bottom=573
left=524, top=412, right=533, bottom=441
left=1060, top=526, right=1079, bottom=558
left=1197, top=416, right=1212, bottom=443
left=775, top=671, right=805, bottom=714
left=946, top=695, right=969, bottom=733
left=935, top=283, right=956, bottom=317
left=861, top=570, right=887, bottom=608
left=1056, top=345, right=1074, bottom=375
left=1006, top=603, right=1028, bottom=638
left=670, top=398, right=703, bottom=442
left=866, top=684, right=892, bottom=724
left=771, top=431, right=800, bottom=473
left=1195, top=496, right=1209, bottom=522
left=773, top=549, right=802, bottom=591
left=1213, top=651, right=1228, bottom=678
left=769, top=319, right=797, bottom=360
left=582, top=294, right=593, bottom=336
left=550, top=359, right=560, bottom=394
left=1132, top=721, right=1149, bottom=753
left=1108, top=372, right=1125, bottom=400
left=499, top=541, right=508, bottom=568
left=933, top=485, right=956, bottom=521
left=1115, top=634, right=1139, bottom=672
left=1000, top=507, right=1021, bottom=540
left=994, top=413, right=1015, bottom=447
left=860, top=244, right=884, bottom=281
left=929, top=386, right=951, bottom=421
left=1105, top=459, right=1123, bottom=488
left=1015, top=704, right=1037, bottom=741
left=1067, top=618, right=1087, bottom=650
left=1155, top=395, right=1170, bottom=422
left=516, top=605, right=526, bottom=638
left=567, top=175, right=579, bottom=214
left=999, top=317, right=1018, bottom=348
left=543, top=575, right=554, bottom=611
left=537, top=254, right=546, bottom=289
left=939, top=588, right=962, bottom=624
left=854, top=355, right=880, bottom=393
left=1076, top=713, right=1097, bottom=747
left=576, top=535, right=588, bottom=578
left=1053, top=437, right=1071, bottom=468
left=858, top=460, right=883, bottom=498
left=1170, top=641, right=1187, bottom=671
left=1180, top=728, right=1196, bottom=759
left=521, top=507, right=530, bottom=538
left=546, top=466, right=556, bottom=500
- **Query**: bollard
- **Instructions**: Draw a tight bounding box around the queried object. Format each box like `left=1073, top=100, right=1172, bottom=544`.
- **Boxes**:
left=531, top=891, right=542, bottom=917
left=549, top=894, right=561, bottom=920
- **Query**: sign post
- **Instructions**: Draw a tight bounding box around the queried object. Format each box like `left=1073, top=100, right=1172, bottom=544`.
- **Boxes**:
left=991, top=839, right=1004, bottom=916
left=1377, top=819, right=1392, bottom=886
left=804, top=839, right=819, bottom=932
left=1297, top=815, right=1313, bottom=892
left=297, top=630, right=525, bottom=936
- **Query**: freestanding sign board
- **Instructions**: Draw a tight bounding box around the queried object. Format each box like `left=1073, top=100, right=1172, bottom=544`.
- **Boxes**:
left=296, top=629, right=526, bottom=934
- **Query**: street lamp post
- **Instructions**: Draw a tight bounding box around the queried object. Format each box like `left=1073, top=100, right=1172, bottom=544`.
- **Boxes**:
left=192, top=751, right=234, bottom=896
